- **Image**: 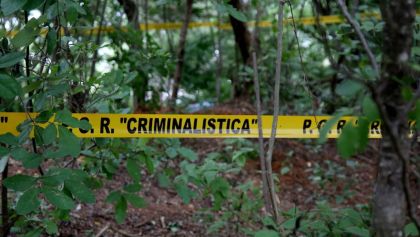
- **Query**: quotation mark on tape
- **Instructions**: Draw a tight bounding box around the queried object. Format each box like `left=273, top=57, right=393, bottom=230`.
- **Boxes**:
left=0, top=116, right=8, bottom=123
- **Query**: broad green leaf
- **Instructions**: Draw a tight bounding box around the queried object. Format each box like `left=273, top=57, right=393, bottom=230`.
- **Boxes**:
left=124, top=193, right=146, bottom=208
left=106, top=191, right=122, bottom=203
left=318, top=109, right=351, bottom=143
left=55, top=109, right=91, bottom=130
left=43, top=187, right=76, bottom=210
left=157, top=173, right=171, bottom=188
left=177, top=147, right=198, bottom=161
left=336, top=80, right=363, bottom=97
left=1, top=0, right=28, bottom=15
left=123, top=183, right=141, bottom=193
left=3, top=174, right=36, bottom=191
left=43, top=123, right=57, bottom=145
left=175, top=182, right=194, bottom=204
left=254, top=229, right=279, bottom=237
left=404, top=223, right=419, bottom=236
left=12, top=20, right=39, bottom=48
left=126, top=158, right=140, bottom=182
left=16, top=188, right=40, bottom=215
left=165, top=147, right=177, bottom=158
left=226, top=4, right=247, bottom=22
left=115, top=197, right=127, bottom=224
left=144, top=155, right=154, bottom=173
left=46, top=29, right=57, bottom=55
left=23, top=0, right=45, bottom=11
left=43, top=219, right=58, bottom=235
left=345, top=226, right=370, bottom=237
left=65, top=179, right=95, bottom=203
left=362, top=97, right=379, bottom=120
left=22, top=228, right=42, bottom=237
left=0, top=52, right=25, bottom=68
left=11, top=147, right=43, bottom=168
left=34, top=111, right=54, bottom=123
left=0, top=74, right=22, bottom=100
left=56, top=125, right=80, bottom=158
left=0, top=133, right=18, bottom=146
left=281, top=217, right=297, bottom=230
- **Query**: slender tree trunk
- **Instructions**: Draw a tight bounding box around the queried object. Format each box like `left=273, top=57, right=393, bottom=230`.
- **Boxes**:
left=170, top=0, right=193, bottom=108
left=373, top=1, right=416, bottom=236
left=227, top=0, right=253, bottom=98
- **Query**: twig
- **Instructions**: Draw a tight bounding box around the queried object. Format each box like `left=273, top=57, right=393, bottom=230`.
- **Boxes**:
left=265, top=0, right=286, bottom=223
left=252, top=51, right=272, bottom=215
left=111, top=226, right=141, bottom=237
left=94, top=222, right=110, bottom=237
left=337, top=0, right=379, bottom=76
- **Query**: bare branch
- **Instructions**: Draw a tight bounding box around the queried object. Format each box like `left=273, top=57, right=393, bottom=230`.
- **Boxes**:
left=337, top=0, right=380, bottom=76
left=265, top=0, right=286, bottom=222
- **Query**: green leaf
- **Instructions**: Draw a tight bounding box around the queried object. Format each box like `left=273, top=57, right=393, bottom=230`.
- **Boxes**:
left=106, top=191, right=122, bottom=203
left=65, top=179, right=95, bottom=203
left=3, top=174, right=36, bottom=191
left=12, top=20, right=39, bottom=48
left=157, top=173, right=171, bottom=188
left=123, top=183, right=142, bottom=193
left=46, top=29, right=57, bottom=55
left=34, top=111, right=53, bottom=123
left=43, top=187, right=76, bottom=210
left=16, top=188, right=40, bottom=215
left=126, top=158, right=140, bottom=182
left=345, top=226, right=370, bottom=237
left=43, top=219, right=58, bottom=235
left=11, top=148, right=44, bottom=168
left=165, top=147, right=177, bottom=158
left=318, top=109, right=351, bottom=143
left=124, top=193, right=146, bottom=208
left=177, top=147, right=198, bottom=161
left=144, top=155, right=154, bottom=173
left=0, top=74, right=22, bottom=100
left=362, top=97, right=379, bottom=121
left=43, top=123, right=57, bottom=145
left=22, top=228, right=42, bottom=237
left=225, top=4, right=247, bottom=22
left=55, top=109, right=91, bottom=130
left=115, top=197, right=127, bottom=224
left=175, top=182, right=194, bottom=204
left=1, top=0, right=28, bottom=15
left=254, top=229, right=279, bottom=237
left=336, top=80, right=363, bottom=97
left=0, top=133, right=18, bottom=146
left=404, top=223, right=419, bottom=236
left=56, top=125, right=80, bottom=158
left=23, top=0, right=45, bottom=11
left=0, top=52, right=25, bottom=68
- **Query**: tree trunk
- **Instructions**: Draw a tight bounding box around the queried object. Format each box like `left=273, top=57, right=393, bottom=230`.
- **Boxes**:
left=227, top=0, right=252, bottom=98
left=170, top=0, right=193, bottom=108
left=373, top=1, right=416, bottom=236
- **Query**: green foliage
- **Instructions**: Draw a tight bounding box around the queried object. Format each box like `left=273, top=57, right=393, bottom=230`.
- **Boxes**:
left=0, top=74, right=22, bottom=100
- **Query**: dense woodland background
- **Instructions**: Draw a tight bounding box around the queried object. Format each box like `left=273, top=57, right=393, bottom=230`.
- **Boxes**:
left=0, top=0, right=419, bottom=236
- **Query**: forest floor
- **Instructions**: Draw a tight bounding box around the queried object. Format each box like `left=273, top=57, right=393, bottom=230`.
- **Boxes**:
left=8, top=101, right=381, bottom=237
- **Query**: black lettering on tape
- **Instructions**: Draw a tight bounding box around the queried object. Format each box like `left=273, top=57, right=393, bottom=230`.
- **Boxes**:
left=100, top=117, right=111, bottom=134
left=303, top=119, right=312, bottom=134
left=337, top=120, right=346, bottom=133
left=370, top=120, right=381, bottom=134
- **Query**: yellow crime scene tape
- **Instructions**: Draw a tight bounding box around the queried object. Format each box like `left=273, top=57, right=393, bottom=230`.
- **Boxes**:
left=0, top=112, right=405, bottom=139
left=6, top=11, right=420, bottom=37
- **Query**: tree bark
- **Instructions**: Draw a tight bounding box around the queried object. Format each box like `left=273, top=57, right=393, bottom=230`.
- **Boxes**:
left=170, top=0, right=193, bottom=108
left=373, top=1, right=416, bottom=236
left=227, top=0, right=253, bottom=98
